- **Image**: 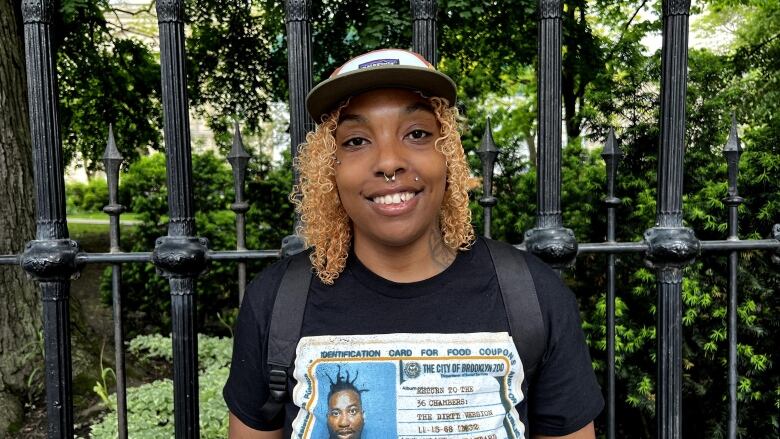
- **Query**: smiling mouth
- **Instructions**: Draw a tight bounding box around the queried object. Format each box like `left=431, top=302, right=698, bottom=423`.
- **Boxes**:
left=370, top=191, right=418, bottom=205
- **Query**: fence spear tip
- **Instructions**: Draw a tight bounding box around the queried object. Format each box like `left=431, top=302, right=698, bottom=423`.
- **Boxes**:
left=479, top=117, right=498, bottom=154
left=103, top=124, right=122, bottom=161
left=601, top=127, right=621, bottom=159
left=723, top=114, right=742, bottom=154
left=228, top=121, right=250, bottom=161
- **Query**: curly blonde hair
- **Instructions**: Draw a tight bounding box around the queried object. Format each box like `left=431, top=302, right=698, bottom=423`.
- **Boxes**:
left=292, top=96, right=475, bottom=284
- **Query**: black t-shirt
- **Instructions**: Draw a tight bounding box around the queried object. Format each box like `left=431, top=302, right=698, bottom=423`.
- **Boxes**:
left=224, top=238, right=603, bottom=438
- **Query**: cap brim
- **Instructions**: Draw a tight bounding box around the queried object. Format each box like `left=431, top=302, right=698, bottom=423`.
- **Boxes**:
left=306, top=65, right=457, bottom=122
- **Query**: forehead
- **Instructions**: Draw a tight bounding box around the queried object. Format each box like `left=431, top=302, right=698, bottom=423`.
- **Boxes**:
left=340, top=88, right=433, bottom=116
left=329, top=389, right=361, bottom=405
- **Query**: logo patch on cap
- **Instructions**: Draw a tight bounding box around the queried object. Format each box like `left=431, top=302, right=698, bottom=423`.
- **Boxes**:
left=358, top=58, right=400, bottom=69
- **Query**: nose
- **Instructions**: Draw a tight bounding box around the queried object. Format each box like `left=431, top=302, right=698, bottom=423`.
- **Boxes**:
left=337, top=412, right=350, bottom=428
left=373, top=136, right=407, bottom=181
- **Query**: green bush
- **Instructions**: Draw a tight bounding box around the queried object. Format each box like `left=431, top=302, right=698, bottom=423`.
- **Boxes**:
left=105, top=150, right=295, bottom=337
left=66, top=179, right=109, bottom=214
left=88, top=334, right=231, bottom=438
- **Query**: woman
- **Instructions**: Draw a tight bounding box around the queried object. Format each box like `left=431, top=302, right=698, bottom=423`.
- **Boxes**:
left=224, top=49, right=603, bottom=439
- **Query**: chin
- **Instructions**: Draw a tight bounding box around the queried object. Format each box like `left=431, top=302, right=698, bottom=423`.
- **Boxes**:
left=373, top=227, right=431, bottom=248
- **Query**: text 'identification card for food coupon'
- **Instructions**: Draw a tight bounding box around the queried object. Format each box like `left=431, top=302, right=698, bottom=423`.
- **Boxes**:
left=290, top=332, right=525, bottom=439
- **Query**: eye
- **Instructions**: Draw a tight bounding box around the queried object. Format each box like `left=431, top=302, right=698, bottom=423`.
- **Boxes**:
left=406, top=129, right=432, bottom=140
left=348, top=407, right=360, bottom=416
left=329, top=409, right=341, bottom=417
left=342, top=137, right=368, bottom=148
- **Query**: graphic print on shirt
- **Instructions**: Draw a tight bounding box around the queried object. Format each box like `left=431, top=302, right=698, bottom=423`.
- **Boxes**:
left=290, top=332, right=525, bottom=439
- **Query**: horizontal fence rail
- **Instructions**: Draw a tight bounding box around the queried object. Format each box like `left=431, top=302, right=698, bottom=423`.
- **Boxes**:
left=0, top=1, right=778, bottom=439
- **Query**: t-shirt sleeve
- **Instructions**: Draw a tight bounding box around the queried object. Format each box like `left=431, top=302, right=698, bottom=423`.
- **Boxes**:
left=524, top=254, right=605, bottom=436
left=223, top=260, right=290, bottom=431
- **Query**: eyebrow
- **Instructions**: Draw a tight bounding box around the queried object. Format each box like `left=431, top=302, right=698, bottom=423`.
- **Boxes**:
left=337, top=113, right=367, bottom=124
left=337, top=101, right=435, bottom=125
left=404, top=101, right=435, bottom=115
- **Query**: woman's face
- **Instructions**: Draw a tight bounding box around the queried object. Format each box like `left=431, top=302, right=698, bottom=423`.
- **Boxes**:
left=333, top=88, right=447, bottom=252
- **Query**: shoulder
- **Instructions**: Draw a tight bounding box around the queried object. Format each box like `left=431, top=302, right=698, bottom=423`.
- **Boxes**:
left=244, top=249, right=313, bottom=319
left=479, top=237, right=577, bottom=327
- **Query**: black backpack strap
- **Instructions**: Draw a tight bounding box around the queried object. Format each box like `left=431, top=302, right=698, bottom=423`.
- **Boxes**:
left=259, top=252, right=313, bottom=420
left=484, top=238, right=546, bottom=381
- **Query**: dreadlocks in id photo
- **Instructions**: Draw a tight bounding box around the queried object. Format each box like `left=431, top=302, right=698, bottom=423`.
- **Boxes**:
left=223, top=49, right=604, bottom=439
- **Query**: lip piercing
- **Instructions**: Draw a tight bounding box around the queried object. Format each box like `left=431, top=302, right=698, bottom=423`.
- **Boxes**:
left=383, top=172, right=396, bottom=182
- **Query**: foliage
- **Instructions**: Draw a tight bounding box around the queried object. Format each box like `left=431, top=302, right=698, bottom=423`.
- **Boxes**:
left=66, top=179, right=108, bottom=214
left=105, top=150, right=295, bottom=336
left=55, top=0, right=161, bottom=173
left=455, top=2, right=780, bottom=436
left=33, top=0, right=779, bottom=436
left=88, top=334, right=231, bottom=438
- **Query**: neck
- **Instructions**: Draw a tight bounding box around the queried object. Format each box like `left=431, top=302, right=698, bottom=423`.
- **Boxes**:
left=353, top=227, right=456, bottom=283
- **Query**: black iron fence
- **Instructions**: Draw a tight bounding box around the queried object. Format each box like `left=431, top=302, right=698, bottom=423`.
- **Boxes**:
left=1, top=1, right=778, bottom=438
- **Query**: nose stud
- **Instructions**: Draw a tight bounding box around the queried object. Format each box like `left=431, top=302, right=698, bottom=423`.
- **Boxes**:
left=414, top=176, right=420, bottom=181
left=383, top=171, right=396, bottom=183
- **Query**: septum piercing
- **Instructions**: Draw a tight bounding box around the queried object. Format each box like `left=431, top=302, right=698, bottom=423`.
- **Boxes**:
left=383, top=171, right=396, bottom=183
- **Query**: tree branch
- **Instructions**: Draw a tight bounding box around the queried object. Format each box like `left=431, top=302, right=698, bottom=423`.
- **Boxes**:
left=605, top=0, right=650, bottom=62
left=108, top=1, right=156, bottom=17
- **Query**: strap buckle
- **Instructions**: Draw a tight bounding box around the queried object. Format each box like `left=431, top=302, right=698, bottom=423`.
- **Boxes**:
left=267, top=368, right=288, bottom=401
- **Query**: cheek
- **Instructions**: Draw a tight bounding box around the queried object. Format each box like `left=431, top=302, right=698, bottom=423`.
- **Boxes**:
left=333, top=174, right=362, bottom=214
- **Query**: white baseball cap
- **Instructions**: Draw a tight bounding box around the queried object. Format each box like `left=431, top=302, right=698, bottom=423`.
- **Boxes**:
left=306, top=48, right=457, bottom=122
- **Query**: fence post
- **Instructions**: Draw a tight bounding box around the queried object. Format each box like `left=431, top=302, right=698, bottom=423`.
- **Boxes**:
left=643, top=2, right=698, bottom=439
left=411, top=0, right=438, bottom=65
left=19, top=1, right=81, bottom=437
left=228, top=122, right=251, bottom=304
left=102, top=126, right=128, bottom=439
left=282, top=0, right=312, bottom=257
left=153, top=1, right=208, bottom=438
left=601, top=128, right=621, bottom=439
left=722, top=116, right=743, bottom=439
left=524, top=0, right=577, bottom=267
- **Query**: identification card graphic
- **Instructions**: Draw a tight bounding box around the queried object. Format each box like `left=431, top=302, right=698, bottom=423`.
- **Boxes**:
left=290, top=333, right=525, bottom=439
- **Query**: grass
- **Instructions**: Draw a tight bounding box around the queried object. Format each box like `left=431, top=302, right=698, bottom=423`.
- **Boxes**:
left=68, top=222, right=120, bottom=236
left=67, top=212, right=140, bottom=247
left=68, top=212, right=142, bottom=222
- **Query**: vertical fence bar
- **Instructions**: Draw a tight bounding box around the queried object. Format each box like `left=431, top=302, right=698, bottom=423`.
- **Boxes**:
left=524, top=0, right=577, bottom=267
left=20, top=1, right=81, bottom=437
left=411, top=0, right=438, bottom=65
left=478, top=118, right=499, bottom=239
left=102, top=126, right=128, bottom=439
left=722, top=117, right=743, bottom=439
left=282, top=0, right=312, bottom=256
left=153, top=1, right=208, bottom=438
left=228, top=122, right=251, bottom=304
left=643, top=2, right=698, bottom=439
left=601, top=129, right=621, bottom=439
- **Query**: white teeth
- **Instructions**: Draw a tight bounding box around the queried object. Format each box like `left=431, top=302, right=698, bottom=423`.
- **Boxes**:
left=372, top=191, right=416, bottom=205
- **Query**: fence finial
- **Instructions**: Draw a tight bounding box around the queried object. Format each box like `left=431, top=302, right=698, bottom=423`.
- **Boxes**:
left=601, top=128, right=621, bottom=205
left=723, top=114, right=742, bottom=199
left=227, top=121, right=251, bottom=203
left=103, top=125, right=123, bottom=167
left=102, top=124, right=124, bottom=217
left=477, top=117, right=499, bottom=238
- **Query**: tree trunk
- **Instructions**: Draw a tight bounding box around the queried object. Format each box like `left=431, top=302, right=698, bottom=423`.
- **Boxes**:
left=523, top=127, right=537, bottom=166
left=0, top=0, right=40, bottom=435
